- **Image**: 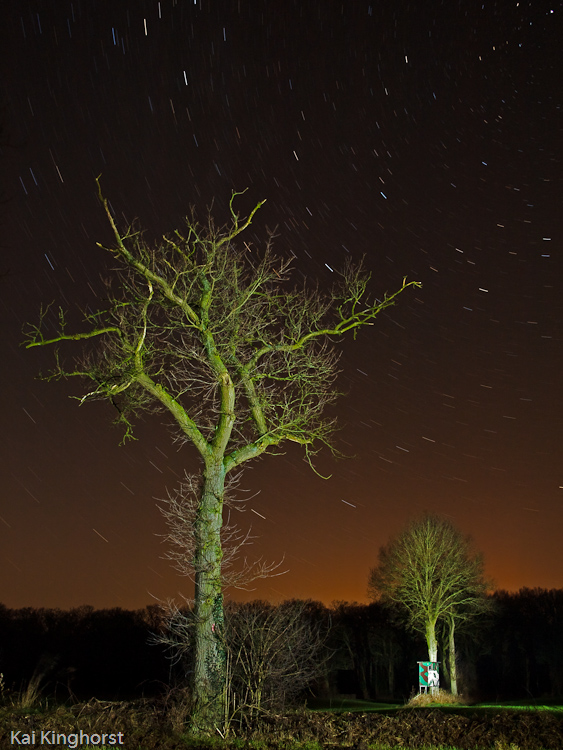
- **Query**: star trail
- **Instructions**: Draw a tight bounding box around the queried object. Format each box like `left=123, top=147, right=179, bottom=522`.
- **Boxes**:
left=2, top=0, right=562, bottom=610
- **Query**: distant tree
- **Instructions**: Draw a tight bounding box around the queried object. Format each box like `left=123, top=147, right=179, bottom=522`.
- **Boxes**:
left=24, top=179, right=418, bottom=731
left=368, top=513, right=491, bottom=695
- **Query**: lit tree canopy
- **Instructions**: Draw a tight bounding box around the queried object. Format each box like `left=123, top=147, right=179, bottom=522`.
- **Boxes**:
left=368, top=513, right=491, bottom=671
left=26, top=183, right=417, bottom=463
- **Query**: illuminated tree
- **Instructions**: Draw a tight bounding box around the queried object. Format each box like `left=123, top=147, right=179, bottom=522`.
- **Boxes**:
left=25, top=179, right=418, bottom=730
left=368, top=513, right=490, bottom=694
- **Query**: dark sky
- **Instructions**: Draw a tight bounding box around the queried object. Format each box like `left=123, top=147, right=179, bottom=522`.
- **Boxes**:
left=2, top=0, right=562, bottom=611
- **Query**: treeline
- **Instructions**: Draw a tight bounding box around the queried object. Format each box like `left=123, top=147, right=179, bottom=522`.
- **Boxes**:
left=0, top=604, right=169, bottom=700
left=0, top=588, right=562, bottom=704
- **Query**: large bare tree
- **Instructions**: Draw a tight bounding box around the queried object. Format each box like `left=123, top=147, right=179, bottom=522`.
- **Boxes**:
left=25, top=180, right=418, bottom=730
left=368, top=513, right=491, bottom=695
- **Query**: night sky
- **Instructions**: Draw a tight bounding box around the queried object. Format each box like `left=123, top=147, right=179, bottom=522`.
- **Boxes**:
left=2, top=0, right=562, bottom=611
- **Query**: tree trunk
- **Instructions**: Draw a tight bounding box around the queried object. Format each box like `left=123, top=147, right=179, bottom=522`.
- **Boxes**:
left=191, top=461, right=227, bottom=732
left=442, top=636, right=450, bottom=686
left=448, top=617, right=458, bottom=696
left=426, top=619, right=438, bottom=662
left=388, top=655, right=395, bottom=698
left=425, top=619, right=439, bottom=693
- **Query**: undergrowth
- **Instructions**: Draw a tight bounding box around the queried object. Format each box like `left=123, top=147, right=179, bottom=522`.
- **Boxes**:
left=407, top=689, right=470, bottom=707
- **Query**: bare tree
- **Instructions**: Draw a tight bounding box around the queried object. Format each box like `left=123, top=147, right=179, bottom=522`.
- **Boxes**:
left=156, top=598, right=328, bottom=735
left=24, top=179, right=418, bottom=730
left=223, top=600, right=327, bottom=722
left=368, top=513, right=491, bottom=695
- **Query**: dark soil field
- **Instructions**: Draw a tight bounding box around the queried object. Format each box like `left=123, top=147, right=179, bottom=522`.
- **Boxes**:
left=253, top=707, right=563, bottom=749
left=1, top=698, right=562, bottom=749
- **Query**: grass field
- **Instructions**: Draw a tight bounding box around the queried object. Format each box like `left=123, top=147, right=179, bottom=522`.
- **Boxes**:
left=307, top=694, right=563, bottom=713
left=306, top=696, right=402, bottom=712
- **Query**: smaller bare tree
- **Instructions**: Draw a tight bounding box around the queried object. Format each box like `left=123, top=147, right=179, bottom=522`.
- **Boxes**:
left=368, top=513, right=491, bottom=695
left=156, top=599, right=327, bottom=735
left=224, top=599, right=327, bottom=723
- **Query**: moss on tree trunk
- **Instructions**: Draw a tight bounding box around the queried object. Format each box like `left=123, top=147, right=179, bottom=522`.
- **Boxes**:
left=191, top=462, right=227, bottom=731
